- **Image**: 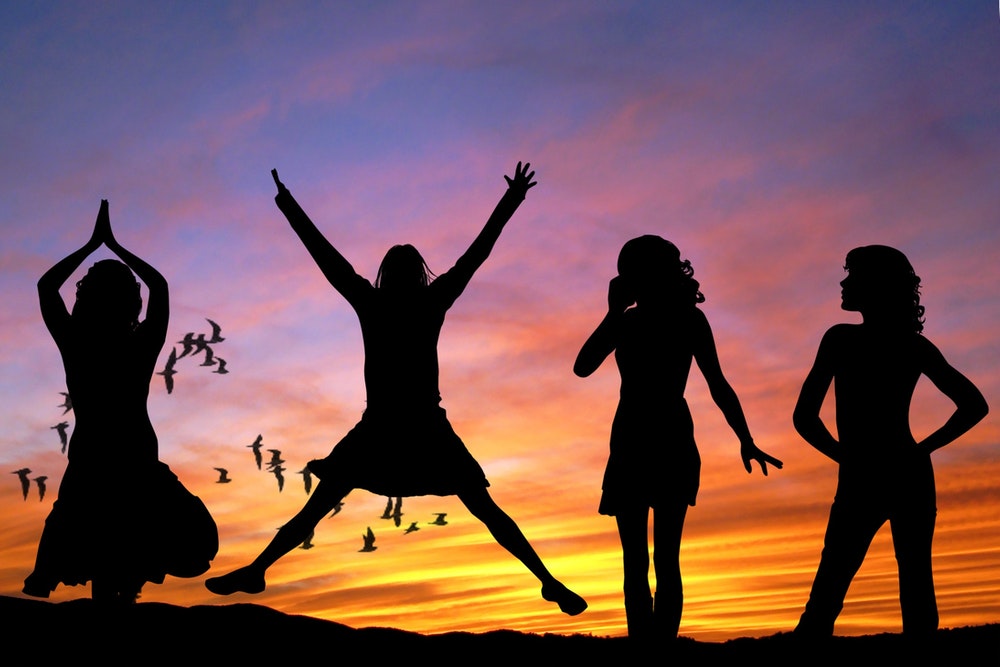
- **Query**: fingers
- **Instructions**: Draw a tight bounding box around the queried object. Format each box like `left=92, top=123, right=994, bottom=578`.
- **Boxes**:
left=506, top=161, right=537, bottom=191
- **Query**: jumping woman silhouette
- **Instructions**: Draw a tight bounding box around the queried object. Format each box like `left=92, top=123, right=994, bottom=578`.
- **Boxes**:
left=574, top=235, right=782, bottom=640
left=206, top=162, right=586, bottom=617
left=793, top=245, right=988, bottom=637
left=24, top=201, right=218, bottom=603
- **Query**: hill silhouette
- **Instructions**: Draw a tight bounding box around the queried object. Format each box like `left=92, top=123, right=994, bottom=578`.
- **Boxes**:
left=3, top=595, right=997, bottom=666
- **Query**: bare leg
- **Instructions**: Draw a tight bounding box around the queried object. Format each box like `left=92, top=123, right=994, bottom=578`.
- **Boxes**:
left=458, top=486, right=587, bottom=616
left=616, top=507, right=653, bottom=639
left=206, top=480, right=350, bottom=595
left=652, top=502, right=688, bottom=639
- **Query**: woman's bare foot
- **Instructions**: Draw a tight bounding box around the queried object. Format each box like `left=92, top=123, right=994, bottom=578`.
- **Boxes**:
left=205, top=566, right=266, bottom=595
left=542, top=581, right=588, bottom=616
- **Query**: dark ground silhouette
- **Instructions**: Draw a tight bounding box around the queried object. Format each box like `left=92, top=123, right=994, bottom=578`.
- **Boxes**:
left=3, top=596, right=997, bottom=666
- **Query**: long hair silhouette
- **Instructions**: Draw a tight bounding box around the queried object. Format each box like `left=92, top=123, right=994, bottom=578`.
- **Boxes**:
left=793, top=245, right=988, bottom=637
left=23, top=201, right=218, bottom=604
left=206, top=163, right=586, bottom=618
left=575, top=234, right=781, bottom=640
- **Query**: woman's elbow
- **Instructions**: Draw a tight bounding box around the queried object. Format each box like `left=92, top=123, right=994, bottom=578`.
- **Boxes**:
left=792, top=407, right=816, bottom=439
left=573, top=355, right=598, bottom=378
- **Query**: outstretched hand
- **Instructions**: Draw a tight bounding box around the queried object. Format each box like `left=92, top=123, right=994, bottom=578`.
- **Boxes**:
left=504, top=161, right=537, bottom=198
left=741, top=441, right=783, bottom=476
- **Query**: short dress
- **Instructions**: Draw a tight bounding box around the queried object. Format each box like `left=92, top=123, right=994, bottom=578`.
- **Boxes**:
left=27, top=456, right=218, bottom=593
left=25, top=329, right=218, bottom=596
left=313, top=404, right=489, bottom=497
left=597, top=307, right=703, bottom=516
left=599, top=395, right=701, bottom=515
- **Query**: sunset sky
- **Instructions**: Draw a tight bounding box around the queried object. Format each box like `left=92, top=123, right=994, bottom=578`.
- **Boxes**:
left=1, top=2, right=998, bottom=642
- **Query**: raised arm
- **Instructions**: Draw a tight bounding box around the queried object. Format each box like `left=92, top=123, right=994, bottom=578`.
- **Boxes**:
left=101, top=204, right=169, bottom=342
left=574, top=276, right=632, bottom=377
left=692, top=309, right=783, bottom=475
left=38, top=201, right=109, bottom=342
left=272, top=169, right=368, bottom=301
left=916, top=337, right=989, bottom=454
left=792, top=327, right=842, bottom=463
left=437, top=161, right=536, bottom=300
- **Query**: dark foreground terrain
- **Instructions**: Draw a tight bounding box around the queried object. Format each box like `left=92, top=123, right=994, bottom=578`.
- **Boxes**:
left=4, top=595, right=998, bottom=666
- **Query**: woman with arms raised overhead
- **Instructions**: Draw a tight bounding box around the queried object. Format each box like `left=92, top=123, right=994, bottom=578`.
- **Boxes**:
left=206, top=162, right=586, bottom=618
left=24, top=200, right=217, bottom=603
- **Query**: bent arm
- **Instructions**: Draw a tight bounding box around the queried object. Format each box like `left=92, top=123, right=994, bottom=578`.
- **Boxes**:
left=102, top=208, right=169, bottom=342
left=574, top=312, right=620, bottom=377
left=273, top=176, right=367, bottom=300
left=693, top=309, right=782, bottom=474
left=792, top=329, right=842, bottom=463
left=574, top=276, right=631, bottom=377
left=38, top=201, right=107, bottom=342
left=917, top=339, right=989, bottom=453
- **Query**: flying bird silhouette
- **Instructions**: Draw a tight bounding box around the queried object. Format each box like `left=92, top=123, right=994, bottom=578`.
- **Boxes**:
left=176, top=332, right=197, bottom=359
left=190, top=333, right=209, bottom=357
left=57, top=392, right=72, bottom=414
left=157, top=347, right=179, bottom=393
left=206, top=318, right=225, bottom=344
left=270, top=465, right=285, bottom=492
left=12, top=468, right=31, bottom=500
left=266, top=449, right=284, bottom=469
left=248, top=435, right=263, bottom=469
left=212, top=357, right=229, bottom=374
left=359, top=526, right=377, bottom=552
left=328, top=501, right=344, bottom=518
left=404, top=521, right=420, bottom=534
left=51, top=421, right=70, bottom=453
left=214, top=467, right=232, bottom=483
left=391, top=496, right=403, bottom=527
left=297, top=468, right=313, bottom=494
left=33, top=476, right=48, bottom=501
left=199, top=345, right=218, bottom=367
left=379, top=496, right=393, bottom=520
left=429, top=513, right=448, bottom=526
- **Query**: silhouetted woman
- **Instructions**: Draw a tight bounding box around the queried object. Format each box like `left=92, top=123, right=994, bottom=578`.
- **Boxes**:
left=793, top=245, right=988, bottom=637
left=574, top=235, right=781, bottom=640
left=206, top=163, right=586, bottom=617
left=23, top=201, right=218, bottom=603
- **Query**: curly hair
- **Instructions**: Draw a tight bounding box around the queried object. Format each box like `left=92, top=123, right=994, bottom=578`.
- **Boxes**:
left=72, top=259, right=142, bottom=331
left=844, top=245, right=925, bottom=334
left=617, top=235, right=705, bottom=306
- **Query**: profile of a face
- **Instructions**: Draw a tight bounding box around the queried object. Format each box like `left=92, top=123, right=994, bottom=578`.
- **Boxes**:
left=840, top=245, right=918, bottom=315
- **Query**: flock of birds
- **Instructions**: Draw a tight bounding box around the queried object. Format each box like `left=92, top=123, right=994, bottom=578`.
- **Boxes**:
left=13, top=319, right=229, bottom=503
left=157, top=318, right=229, bottom=393
left=14, top=316, right=451, bottom=555
left=213, top=433, right=452, bottom=552
left=356, top=508, right=449, bottom=553
left=11, top=467, right=46, bottom=502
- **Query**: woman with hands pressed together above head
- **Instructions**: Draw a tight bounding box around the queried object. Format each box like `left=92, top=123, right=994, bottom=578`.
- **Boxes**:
left=575, top=235, right=782, bottom=641
left=206, top=162, right=586, bottom=618
left=24, top=200, right=218, bottom=604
